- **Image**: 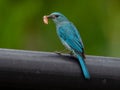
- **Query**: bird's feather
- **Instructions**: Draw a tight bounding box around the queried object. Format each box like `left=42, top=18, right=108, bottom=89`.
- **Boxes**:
left=45, top=12, right=90, bottom=79
left=57, top=22, right=85, bottom=58
left=76, top=54, right=90, bottom=79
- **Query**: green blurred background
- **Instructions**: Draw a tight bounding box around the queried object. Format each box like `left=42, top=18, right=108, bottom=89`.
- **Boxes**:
left=0, top=0, right=120, bottom=57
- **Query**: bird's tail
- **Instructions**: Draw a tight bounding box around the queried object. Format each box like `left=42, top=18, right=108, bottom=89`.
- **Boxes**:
left=76, top=54, right=90, bottom=79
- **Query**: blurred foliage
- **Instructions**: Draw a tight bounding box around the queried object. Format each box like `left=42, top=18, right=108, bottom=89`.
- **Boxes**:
left=0, top=0, right=120, bottom=57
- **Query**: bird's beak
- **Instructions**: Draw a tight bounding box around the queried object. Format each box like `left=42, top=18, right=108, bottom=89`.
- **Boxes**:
left=47, top=15, right=55, bottom=19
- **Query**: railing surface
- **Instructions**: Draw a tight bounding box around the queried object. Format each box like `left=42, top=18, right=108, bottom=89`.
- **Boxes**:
left=0, top=48, right=120, bottom=89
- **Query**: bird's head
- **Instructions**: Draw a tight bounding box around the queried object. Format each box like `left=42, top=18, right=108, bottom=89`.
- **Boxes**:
left=46, top=12, right=69, bottom=24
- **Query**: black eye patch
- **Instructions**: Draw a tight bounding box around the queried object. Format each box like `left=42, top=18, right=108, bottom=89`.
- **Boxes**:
left=55, top=15, right=59, bottom=18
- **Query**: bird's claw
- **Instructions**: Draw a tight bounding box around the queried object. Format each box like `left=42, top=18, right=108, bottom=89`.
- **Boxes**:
left=69, top=51, right=73, bottom=55
left=54, top=51, right=62, bottom=55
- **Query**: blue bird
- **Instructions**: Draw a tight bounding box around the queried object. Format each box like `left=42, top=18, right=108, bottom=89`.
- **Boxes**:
left=45, top=12, right=90, bottom=79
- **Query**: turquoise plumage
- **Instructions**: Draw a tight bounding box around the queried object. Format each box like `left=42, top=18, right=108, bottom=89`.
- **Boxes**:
left=46, top=12, right=90, bottom=79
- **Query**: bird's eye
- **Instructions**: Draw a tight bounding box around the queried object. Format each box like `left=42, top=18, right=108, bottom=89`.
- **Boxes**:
left=55, top=15, right=59, bottom=18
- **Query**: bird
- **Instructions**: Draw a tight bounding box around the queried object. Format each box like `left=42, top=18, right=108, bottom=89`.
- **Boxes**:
left=43, top=12, right=90, bottom=79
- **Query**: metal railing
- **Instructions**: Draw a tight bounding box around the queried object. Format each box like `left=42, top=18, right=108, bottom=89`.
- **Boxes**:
left=0, top=48, right=120, bottom=89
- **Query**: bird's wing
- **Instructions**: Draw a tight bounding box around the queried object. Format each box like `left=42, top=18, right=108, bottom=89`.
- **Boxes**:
left=57, top=22, right=85, bottom=58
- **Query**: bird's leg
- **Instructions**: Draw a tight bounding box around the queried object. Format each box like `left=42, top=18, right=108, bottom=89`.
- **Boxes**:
left=55, top=49, right=75, bottom=57
left=54, top=48, right=67, bottom=55
left=69, top=51, right=74, bottom=56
